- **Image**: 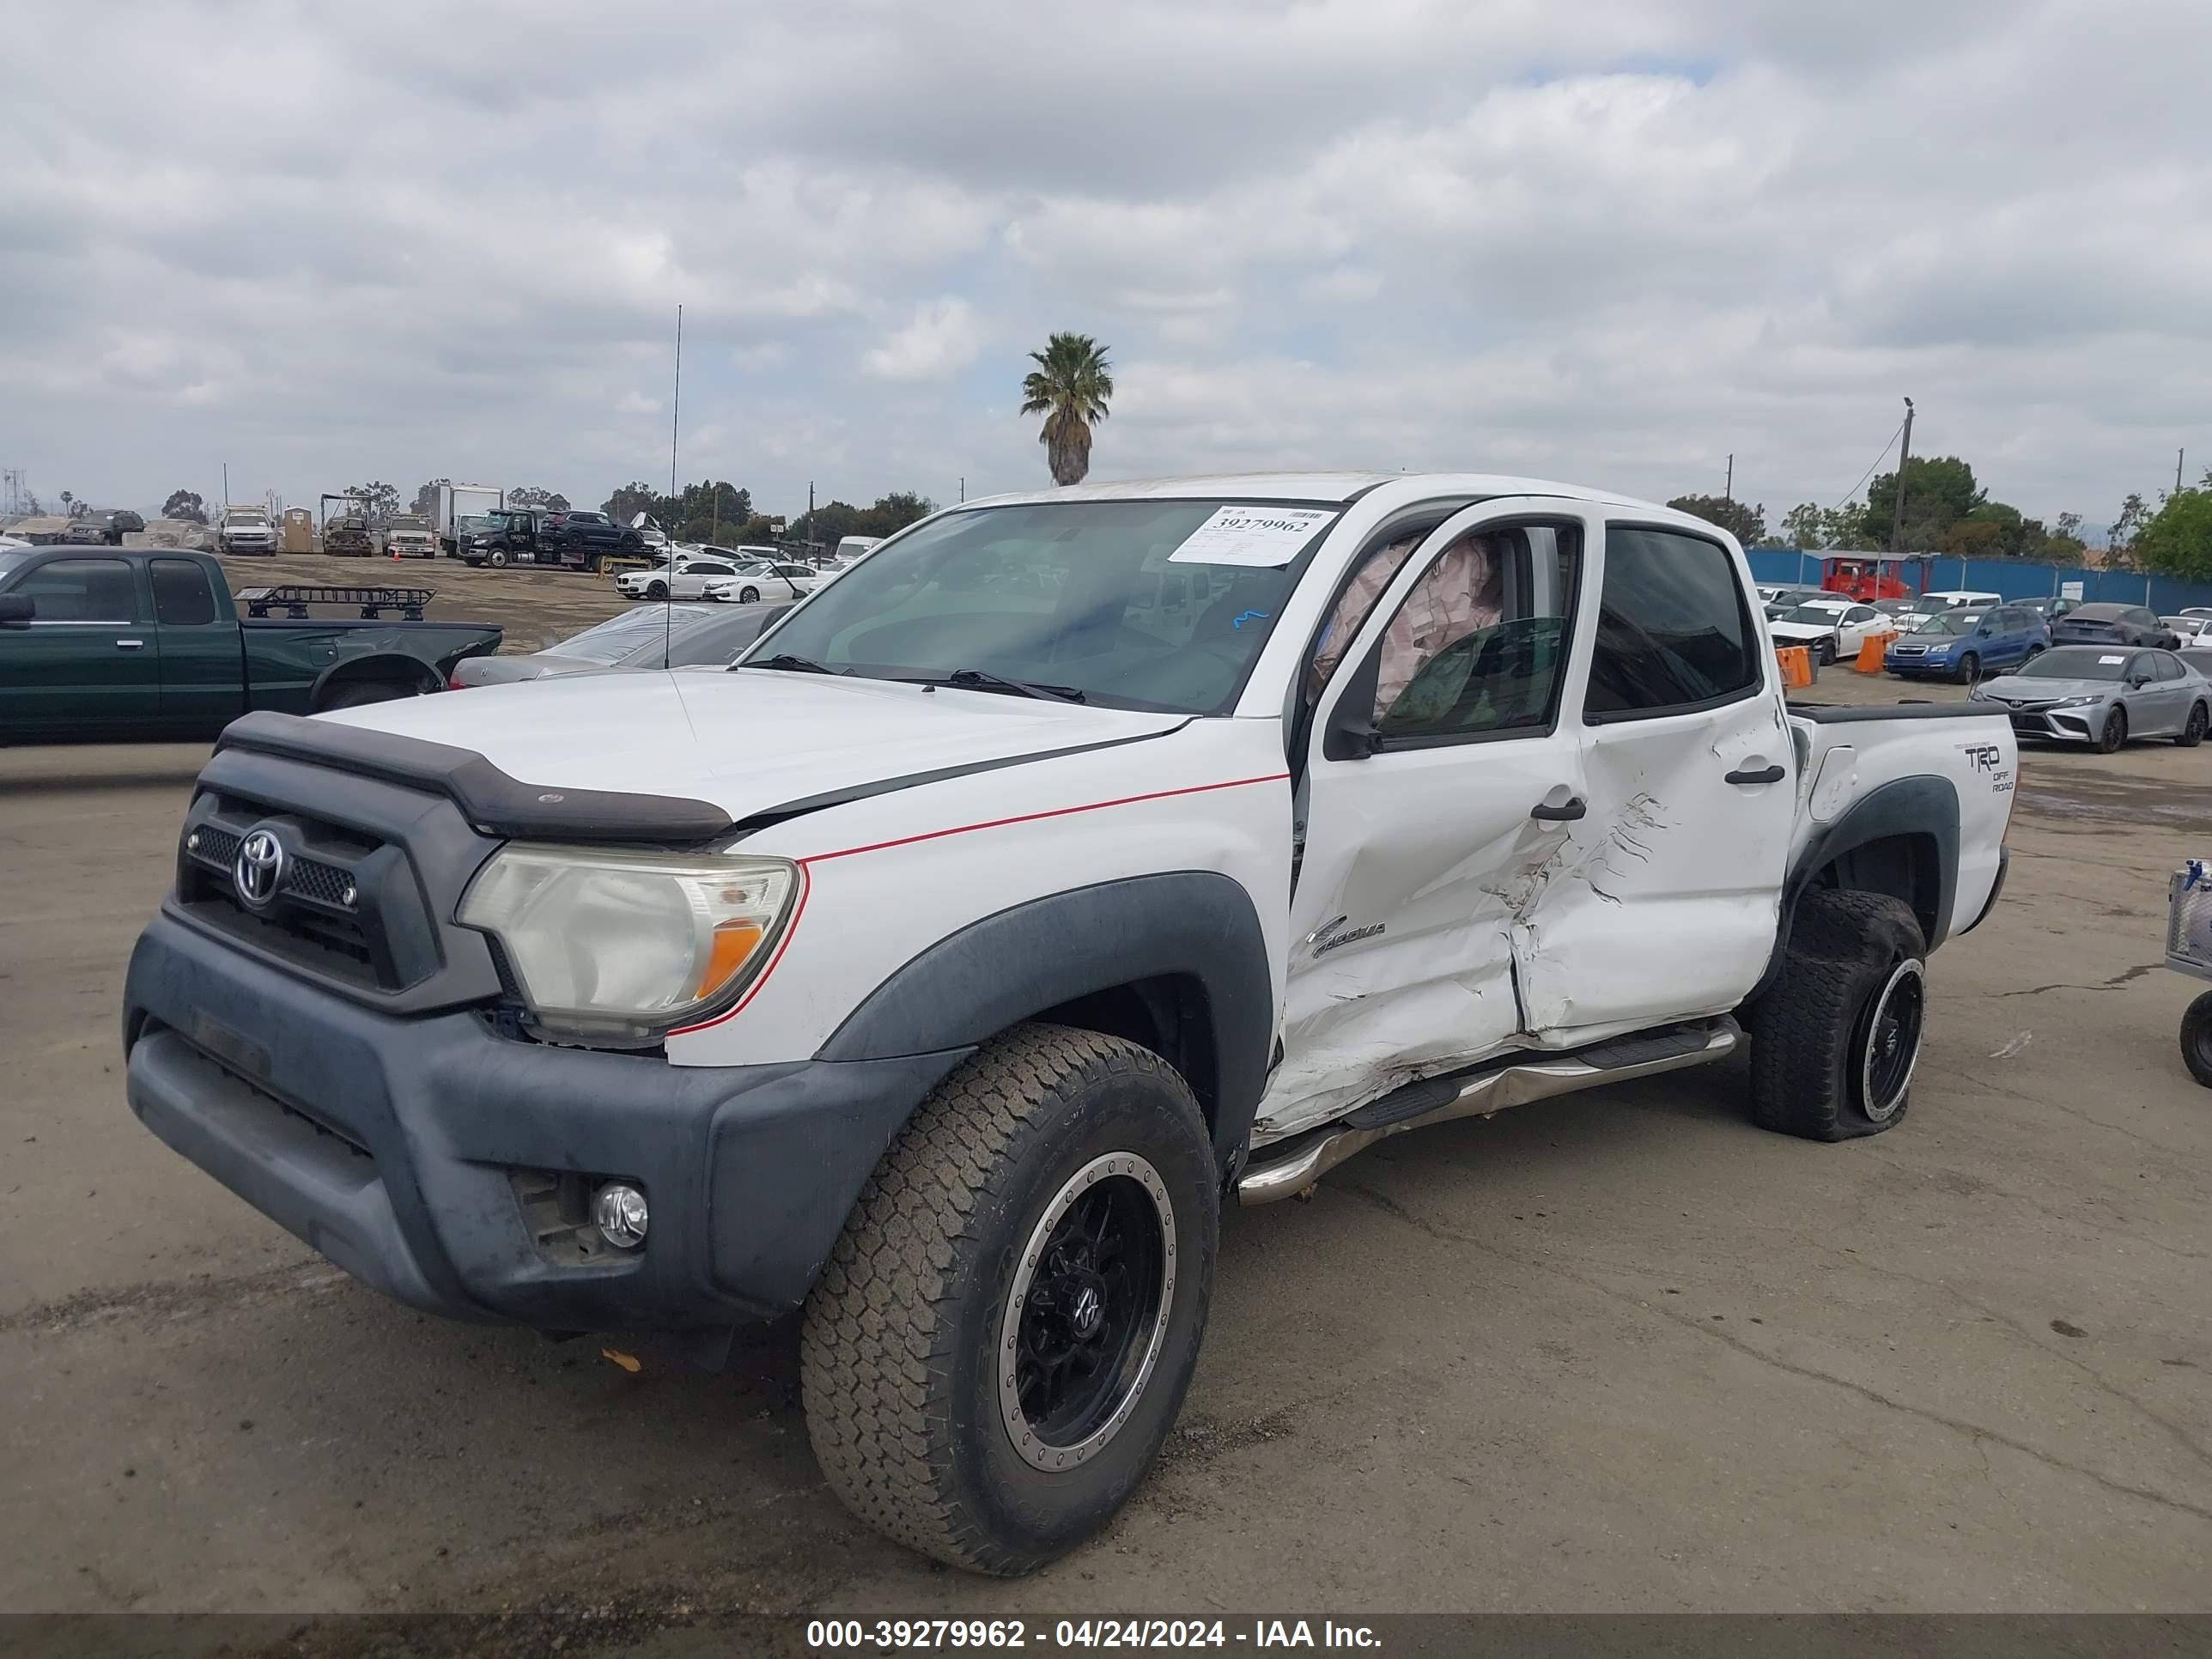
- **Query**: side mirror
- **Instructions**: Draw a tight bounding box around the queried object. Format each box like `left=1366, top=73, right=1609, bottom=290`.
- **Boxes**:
left=2130, top=675, right=2152, bottom=689
left=0, top=592, right=33, bottom=629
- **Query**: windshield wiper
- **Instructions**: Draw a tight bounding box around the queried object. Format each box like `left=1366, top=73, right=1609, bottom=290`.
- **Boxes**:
left=736, top=653, right=840, bottom=675
left=939, top=667, right=1087, bottom=703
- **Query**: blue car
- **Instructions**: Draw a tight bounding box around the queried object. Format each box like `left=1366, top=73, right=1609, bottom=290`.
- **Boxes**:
left=1884, top=603, right=2050, bottom=682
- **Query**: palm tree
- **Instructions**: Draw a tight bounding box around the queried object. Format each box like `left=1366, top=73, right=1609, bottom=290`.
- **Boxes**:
left=1020, top=333, right=1114, bottom=486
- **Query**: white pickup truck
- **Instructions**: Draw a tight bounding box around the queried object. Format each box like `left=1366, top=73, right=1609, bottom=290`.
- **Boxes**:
left=121, top=473, right=2014, bottom=1574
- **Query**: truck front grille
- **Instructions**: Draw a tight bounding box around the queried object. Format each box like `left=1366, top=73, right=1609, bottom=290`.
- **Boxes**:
left=177, top=797, right=422, bottom=993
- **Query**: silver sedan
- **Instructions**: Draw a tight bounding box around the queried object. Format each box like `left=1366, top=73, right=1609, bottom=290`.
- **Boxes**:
left=1970, top=644, right=2211, bottom=752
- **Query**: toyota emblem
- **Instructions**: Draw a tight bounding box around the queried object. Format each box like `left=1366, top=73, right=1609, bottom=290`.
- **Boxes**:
left=233, top=828, right=286, bottom=910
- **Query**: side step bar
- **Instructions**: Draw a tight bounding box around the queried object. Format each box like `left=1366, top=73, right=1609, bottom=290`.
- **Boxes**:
left=1237, top=1018, right=1741, bottom=1206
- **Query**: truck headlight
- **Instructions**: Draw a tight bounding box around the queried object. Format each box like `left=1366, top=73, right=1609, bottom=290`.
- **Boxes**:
left=458, top=847, right=799, bottom=1042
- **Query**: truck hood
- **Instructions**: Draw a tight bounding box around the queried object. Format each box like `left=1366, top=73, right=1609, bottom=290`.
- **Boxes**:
left=1976, top=676, right=2120, bottom=703
left=316, top=667, right=1191, bottom=822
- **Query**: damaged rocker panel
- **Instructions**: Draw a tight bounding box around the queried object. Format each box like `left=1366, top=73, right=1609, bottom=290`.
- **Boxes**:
left=1237, top=1017, right=1741, bottom=1204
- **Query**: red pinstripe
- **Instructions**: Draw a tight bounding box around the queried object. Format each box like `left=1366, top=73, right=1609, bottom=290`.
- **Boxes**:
left=665, top=772, right=1290, bottom=1039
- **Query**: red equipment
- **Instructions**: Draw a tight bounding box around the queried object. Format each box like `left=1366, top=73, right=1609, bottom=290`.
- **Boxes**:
left=1820, top=555, right=1929, bottom=603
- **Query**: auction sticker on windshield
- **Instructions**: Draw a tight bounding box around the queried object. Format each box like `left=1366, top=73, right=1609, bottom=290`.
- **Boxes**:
left=2100, top=655, right=2126, bottom=665
left=1168, top=506, right=1335, bottom=568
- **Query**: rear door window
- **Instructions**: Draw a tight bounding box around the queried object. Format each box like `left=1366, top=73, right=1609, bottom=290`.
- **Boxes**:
left=1583, top=526, right=1761, bottom=721
left=149, top=558, right=220, bottom=625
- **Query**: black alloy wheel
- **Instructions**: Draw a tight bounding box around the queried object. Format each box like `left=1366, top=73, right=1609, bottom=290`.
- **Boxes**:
left=2098, top=707, right=2129, bottom=753
left=1001, top=1158, right=1172, bottom=1470
left=1856, top=959, right=1925, bottom=1125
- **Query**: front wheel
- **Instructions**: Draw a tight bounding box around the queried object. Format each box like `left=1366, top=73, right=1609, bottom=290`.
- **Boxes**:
left=2177, top=702, right=2208, bottom=748
left=645, top=580, right=668, bottom=601
left=2097, top=707, right=2129, bottom=753
left=1954, top=652, right=1979, bottom=684
left=738, top=585, right=760, bottom=605
left=1814, top=639, right=1836, bottom=667
left=802, top=1026, right=1218, bottom=1576
left=2025, top=644, right=2045, bottom=661
left=1747, top=889, right=1927, bottom=1141
left=487, top=549, right=508, bottom=569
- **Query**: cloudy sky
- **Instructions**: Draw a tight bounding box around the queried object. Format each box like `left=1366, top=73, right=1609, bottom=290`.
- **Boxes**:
left=6, top=0, right=2207, bottom=527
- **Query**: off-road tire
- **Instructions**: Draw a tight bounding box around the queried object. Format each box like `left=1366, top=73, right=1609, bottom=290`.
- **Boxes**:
left=1747, top=889, right=1927, bottom=1141
left=2176, top=702, right=2208, bottom=748
left=2182, top=992, right=2212, bottom=1089
left=802, top=1025, right=1218, bottom=1576
left=2098, top=707, right=2128, bottom=753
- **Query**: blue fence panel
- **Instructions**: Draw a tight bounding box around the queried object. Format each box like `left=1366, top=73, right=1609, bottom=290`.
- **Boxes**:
left=1744, top=550, right=2212, bottom=614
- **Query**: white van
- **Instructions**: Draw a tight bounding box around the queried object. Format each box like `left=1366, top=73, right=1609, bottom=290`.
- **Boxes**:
left=1923, top=589, right=2001, bottom=609
left=833, top=535, right=881, bottom=566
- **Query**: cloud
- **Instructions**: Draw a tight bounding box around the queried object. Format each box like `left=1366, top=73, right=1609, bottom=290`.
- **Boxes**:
left=1, top=0, right=2205, bottom=526
left=863, top=298, right=984, bottom=382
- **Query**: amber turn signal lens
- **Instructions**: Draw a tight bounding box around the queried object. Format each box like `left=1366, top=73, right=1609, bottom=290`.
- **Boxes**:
left=695, top=919, right=766, bottom=1000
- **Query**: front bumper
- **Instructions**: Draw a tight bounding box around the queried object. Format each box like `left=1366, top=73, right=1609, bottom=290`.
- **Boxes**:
left=123, top=912, right=969, bottom=1332
left=1990, top=704, right=2100, bottom=742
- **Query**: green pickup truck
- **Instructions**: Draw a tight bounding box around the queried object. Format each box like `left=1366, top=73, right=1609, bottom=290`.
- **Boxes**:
left=0, top=547, right=501, bottom=744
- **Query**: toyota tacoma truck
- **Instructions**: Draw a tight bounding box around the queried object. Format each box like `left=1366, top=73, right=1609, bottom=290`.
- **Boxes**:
left=119, top=475, right=2014, bottom=1573
left=0, top=546, right=500, bottom=743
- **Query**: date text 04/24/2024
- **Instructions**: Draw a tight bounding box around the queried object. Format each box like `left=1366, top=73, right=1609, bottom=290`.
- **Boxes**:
left=805, top=1619, right=1382, bottom=1649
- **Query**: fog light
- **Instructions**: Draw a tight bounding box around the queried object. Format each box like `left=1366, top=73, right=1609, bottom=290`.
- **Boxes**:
left=592, top=1182, right=649, bottom=1249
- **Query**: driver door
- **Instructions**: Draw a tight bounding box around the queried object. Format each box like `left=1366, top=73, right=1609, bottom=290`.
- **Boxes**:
left=1264, top=501, right=1597, bottom=1139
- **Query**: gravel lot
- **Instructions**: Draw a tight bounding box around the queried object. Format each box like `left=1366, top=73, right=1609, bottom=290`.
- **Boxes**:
left=3, top=580, right=2209, bottom=1636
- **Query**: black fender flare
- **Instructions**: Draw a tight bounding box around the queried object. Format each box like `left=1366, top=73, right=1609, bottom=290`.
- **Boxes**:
left=309, top=653, right=446, bottom=708
left=1750, top=775, right=1960, bottom=1001
left=817, top=872, right=1276, bottom=1173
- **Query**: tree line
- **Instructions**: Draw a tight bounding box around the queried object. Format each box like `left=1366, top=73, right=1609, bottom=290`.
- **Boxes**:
left=1662, top=452, right=2212, bottom=574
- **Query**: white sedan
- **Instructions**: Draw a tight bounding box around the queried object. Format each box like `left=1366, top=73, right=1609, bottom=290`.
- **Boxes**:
left=1767, top=599, right=1890, bottom=665
left=616, top=553, right=761, bottom=602
left=700, top=559, right=818, bottom=605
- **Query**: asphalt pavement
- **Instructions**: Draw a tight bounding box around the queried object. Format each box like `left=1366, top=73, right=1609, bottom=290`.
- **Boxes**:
left=3, top=660, right=2209, bottom=1635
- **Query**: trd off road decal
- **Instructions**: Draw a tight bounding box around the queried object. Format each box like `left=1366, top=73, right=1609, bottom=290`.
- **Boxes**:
left=1959, top=741, right=2013, bottom=795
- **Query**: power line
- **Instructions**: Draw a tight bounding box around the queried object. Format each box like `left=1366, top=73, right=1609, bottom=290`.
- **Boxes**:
left=1831, top=413, right=1909, bottom=512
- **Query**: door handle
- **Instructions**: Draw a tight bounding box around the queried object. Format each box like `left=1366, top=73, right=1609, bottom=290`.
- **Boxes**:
left=1530, top=796, right=1587, bottom=822
left=115, top=639, right=145, bottom=650
left=1725, top=763, right=1785, bottom=785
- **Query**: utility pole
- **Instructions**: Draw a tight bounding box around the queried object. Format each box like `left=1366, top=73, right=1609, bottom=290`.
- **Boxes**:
left=959, top=475, right=965, bottom=503
left=222, top=463, right=229, bottom=507
left=2180, top=447, right=2187, bottom=495
left=1723, top=454, right=1733, bottom=504
left=1888, top=397, right=1915, bottom=554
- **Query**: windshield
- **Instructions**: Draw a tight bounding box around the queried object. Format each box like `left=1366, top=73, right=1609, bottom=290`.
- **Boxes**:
left=2019, top=647, right=2132, bottom=681
left=744, top=499, right=1340, bottom=714
left=0, top=549, right=30, bottom=582
left=1782, top=604, right=1850, bottom=625
left=1909, top=611, right=1974, bottom=636
left=224, top=508, right=270, bottom=524
left=554, top=605, right=713, bottom=663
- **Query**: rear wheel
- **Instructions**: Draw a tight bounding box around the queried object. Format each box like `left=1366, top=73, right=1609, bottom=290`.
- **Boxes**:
left=2177, top=703, right=2208, bottom=748
left=1747, top=889, right=1927, bottom=1141
left=319, top=680, right=418, bottom=711
left=2097, top=707, right=2129, bottom=753
left=2182, top=993, right=2212, bottom=1089
left=802, top=1025, right=1218, bottom=1576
